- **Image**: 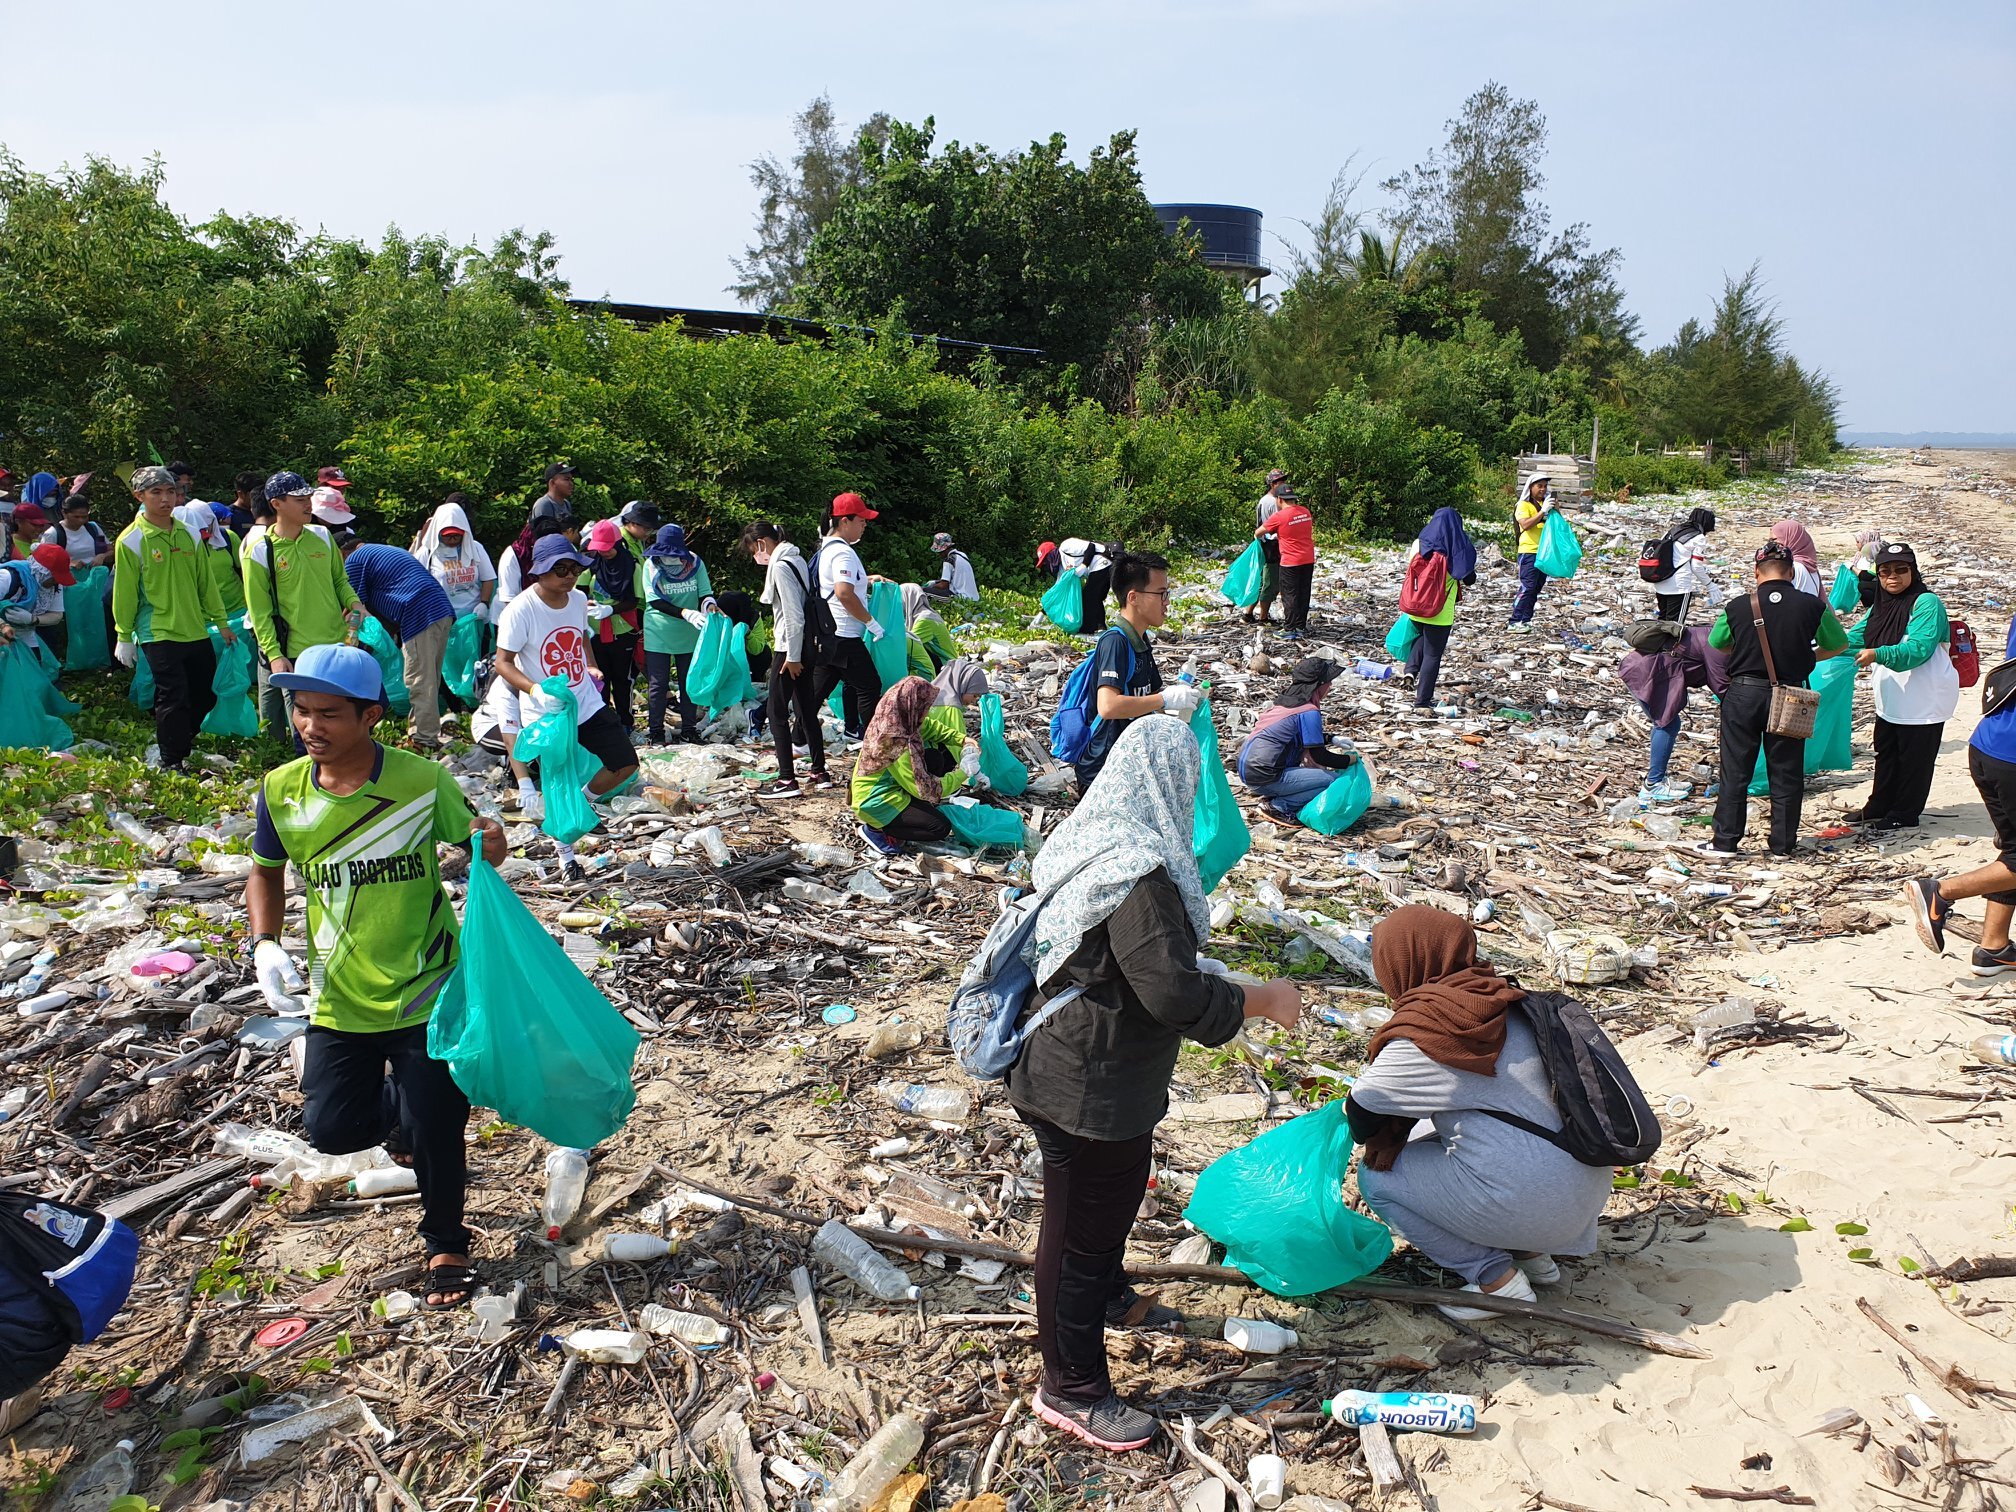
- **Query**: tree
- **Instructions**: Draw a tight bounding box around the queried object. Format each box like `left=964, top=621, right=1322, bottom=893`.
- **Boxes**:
left=729, top=95, right=890, bottom=310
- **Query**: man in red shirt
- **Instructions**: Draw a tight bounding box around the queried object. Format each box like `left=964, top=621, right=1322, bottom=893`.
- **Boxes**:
left=1255, top=489, right=1316, bottom=640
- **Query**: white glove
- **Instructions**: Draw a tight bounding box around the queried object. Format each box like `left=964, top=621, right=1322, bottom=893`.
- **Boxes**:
left=115, top=640, right=137, bottom=668
left=1161, top=683, right=1201, bottom=718
left=683, top=609, right=709, bottom=630
left=861, top=620, right=886, bottom=643
left=959, top=750, right=981, bottom=779
left=585, top=602, right=612, bottom=622
left=1196, top=955, right=1230, bottom=977
left=1072, top=564, right=1089, bottom=579
left=254, top=940, right=309, bottom=1016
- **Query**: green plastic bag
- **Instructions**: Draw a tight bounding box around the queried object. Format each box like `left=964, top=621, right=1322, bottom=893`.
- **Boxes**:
left=1748, top=654, right=1856, bottom=792
left=1220, top=540, right=1265, bottom=607
left=866, top=581, right=908, bottom=690
left=359, top=616, right=409, bottom=716
left=0, top=639, right=74, bottom=750
left=1384, top=615, right=1419, bottom=662
left=201, top=616, right=260, bottom=738
left=514, top=675, right=602, bottom=843
left=444, top=612, right=483, bottom=704
left=1184, top=1100, right=1395, bottom=1296
left=1190, top=699, right=1250, bottom=893
left=1535, top=510, right=1583, bottom=578
left=977, top=693, right=1029, bottom=797
left=940, top=797, right=1026, bottom=850
left=684, top=614, right=754, bottom=713
left=1296, top=759, right=1372, bottom=836
left=1829, top=562, right=1860, bottom=614
left=62, top=567, right=111, bottom=671
left=1042, top=571, right=1084, bottom=634
left=129, top=648, right=154, bottom=709
left=428, top=852, right=639, bottom=1149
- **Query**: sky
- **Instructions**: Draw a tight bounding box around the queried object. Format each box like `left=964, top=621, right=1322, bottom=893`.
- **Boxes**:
left=2, top=0, right=2011, bottom=432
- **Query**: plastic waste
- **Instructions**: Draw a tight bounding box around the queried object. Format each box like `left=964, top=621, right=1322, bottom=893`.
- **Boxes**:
left=50, top=1439, right=137, bottom=1509
left=1248, top=1453, right=1287, bottom=1510
left=868, top=1137, right=911, bottom=1159
left=543, top=1147, right=591, bottom=1239
left=683, top=825, right=733, bottom=867
left=563, top=1328, right=650, bottom=1364
left=793, top=842, right=856, bottom=869
left=1351, top=658, right=1392, bottom=681
left=1320, top=1390, right=1477, bottom=1435
left=781, top=878, right=848, bottom=906
left=379, top=1290, right=418, bottom=1321
left=602, top=1233, right=673, bottom=1262
left=638, top=1304, right=729, bottom=1344
left=1969, top=1034, right=2016, bottom=1066
left=873, top=1080, right=971, bottom=1122
left=348, top=1167, right=417, bottom=1199
left=863, top=1021, right=924, bottom=1060
left=514, top=676, right=601, bottom=843
left=468, top=1290, right=516, bottom=1343
left=814, top=1413, right=926, bottom=1512
left=1190, top=699, right=1251, bottom=892
left=811, top=1218, right=920, bottom=1302
left=239, top=1395, right=385, bottom=1465
left=1223, top=1317, right=1298, bottom=1354
left=1691, top=998, right=1757, bottom=1052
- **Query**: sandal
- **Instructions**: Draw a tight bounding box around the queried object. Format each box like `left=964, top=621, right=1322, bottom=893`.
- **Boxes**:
left=424, top=1255, right=480, bottom=1310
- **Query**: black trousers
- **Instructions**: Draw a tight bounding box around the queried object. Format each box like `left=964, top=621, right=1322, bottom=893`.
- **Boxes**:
left=1020, top=1111, right=1154, bottom=1403
left=1256, top=536, right=1281, bottom=610
left=769, top=662, right=824, bottom=780
left=643, top=650, right=697, bottom=742
left=302, top=1023, right=470, bottom=1257
left=592, top=630, right=639, bottom=731
left=1655, top=592, right=1693, bottom=625
left=1079, top=569, right=1111, bottom=635
left=880, top=802, right=952, bottom=845
left=1969, top=746, right=2016, bottom=900
left=814, top=638, right=881, bottom=738
left=1716, top=680, right=1804, bottom=854
left=1405, top=621, right=1452, bottom=708
left=1278, top=562, right=1314, bottom=633
left=142, top=636, right=217, bottom=768
left=1868, top=717, right=1945, bottom=824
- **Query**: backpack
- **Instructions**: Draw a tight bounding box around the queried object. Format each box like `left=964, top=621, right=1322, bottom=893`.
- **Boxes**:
left=1049, top=632, right=1133, bottom=765
left=1950, top=617, right=1981, bottom=689
left=1396, top=551, right=1449, bottom=618
left=802, top=542, right=844, bottom=668
left=1637, top=535, right=1678, bottom=584
left=1475, top=991, right=1662, bottom=1166
left=0, top=1191, right=138, bottom=1395
left=947, top=861, right=1093, bottom=1081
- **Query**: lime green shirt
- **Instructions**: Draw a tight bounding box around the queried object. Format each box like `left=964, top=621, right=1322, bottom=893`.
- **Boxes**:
left=243, top=525, right=360, bottom=661
left=208, top=530, right=246, bottom=617
left=851, top=705, right=969, bottom=827
left=1406, top=577, right=1460, bottom=628
left=112, top=515, right=227, bottom=645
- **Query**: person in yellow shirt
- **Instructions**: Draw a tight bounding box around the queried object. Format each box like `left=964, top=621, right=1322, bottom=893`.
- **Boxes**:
left=1508, top=473, right=1554, bottom=631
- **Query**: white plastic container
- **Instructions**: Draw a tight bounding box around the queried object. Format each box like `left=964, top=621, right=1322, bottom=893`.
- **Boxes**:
left=1248, top=1453, right=1287, bottom=1509
left=638, top=1304, right=729, bottom=1344
left=602, top=1233, right=674, bottom=1263
left=1320, top=1390, right=1476, bottom=1435
left=563, top=1328, right=650, bottom=1364
left=348, top=1166, right=418, bottom=1199
left=1223, top=1317, right=1298, bottom=1354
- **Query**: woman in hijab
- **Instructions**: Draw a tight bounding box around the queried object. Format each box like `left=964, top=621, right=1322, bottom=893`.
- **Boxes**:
left=1005, top=715, right=1301, bottom=1451
left=1236, top=656, right=1361, bottom=823
left=1403, top=506, right=1477, bottom=713
left=851, top=675, right=971, bottom=855
left=413, top=498, right=497, bottom=623
left=1844, top=543, right=1958, bottom=829
left=1348, top=906, right=1612, bottom=1318
left=1847, top=528, right=1884, bottom=608
left=496, top=515, right=566, bottom=617
left=900, top=581, right=957, bottom=674
left=175, top=501, right=244, bottom=619
left=1768, top=518, right=1822, bottom=597
left=639, top=524, right=717, bottom=746
left=1651, top=507, right=1716, bottom=623
left=931, top=655, right=989, bottom=711
left=582, top=519, right=644, bottom=731
left=1616, top=622, right=1726, bottom=803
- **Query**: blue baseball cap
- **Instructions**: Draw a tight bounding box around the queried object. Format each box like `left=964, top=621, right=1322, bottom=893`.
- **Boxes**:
left=531, top=534, right=593, bottom=575
left=269, top=643, right=388, bottom=705
left=263, top=471, right=314, bottom=502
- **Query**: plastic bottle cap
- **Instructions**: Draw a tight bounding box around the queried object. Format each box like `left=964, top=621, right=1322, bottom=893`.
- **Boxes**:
left=546, top=1225, right=561, bottom=1241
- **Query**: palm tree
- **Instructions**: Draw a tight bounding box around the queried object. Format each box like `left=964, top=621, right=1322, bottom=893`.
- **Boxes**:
left=1351, top=229, right=1413, bottom=286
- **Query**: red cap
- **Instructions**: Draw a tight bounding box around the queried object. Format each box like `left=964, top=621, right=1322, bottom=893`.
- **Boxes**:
left=31, top=544, right=76, bottom=586
left=830, top=491, right=878, bottom=520
left=12, top=503, right=48, bottom=530
left=317, top=466, right=352, bottom=489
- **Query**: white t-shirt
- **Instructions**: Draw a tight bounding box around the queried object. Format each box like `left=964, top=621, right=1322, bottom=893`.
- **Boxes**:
left=1058, top=538, right=1111, bottom=575
left=816, top=538, right=869, bottom=639
left=419, top=541, right=496, bottom=616
left=42, top=522, right=106, bottom=570
left=480, top=588, right=604, bottom=738
left=942, top=549, right=979, bottom=600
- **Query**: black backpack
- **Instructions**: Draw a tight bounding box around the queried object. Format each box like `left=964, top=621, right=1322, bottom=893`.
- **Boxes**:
left=802, top=541, right=846, bottom=668
left=1637, top=535, right=1678, bottom=584
left=1478, top=991, right=1662, bottom=1166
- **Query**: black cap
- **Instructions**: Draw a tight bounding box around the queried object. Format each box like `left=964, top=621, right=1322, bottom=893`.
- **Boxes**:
left=544, top=462, right=577, bottom=482
left=1876, top=542, right=1917, bottom=567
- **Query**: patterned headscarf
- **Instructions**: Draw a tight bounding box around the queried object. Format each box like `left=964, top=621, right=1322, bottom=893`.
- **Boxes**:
left=858, top=676, right=943, bottom=803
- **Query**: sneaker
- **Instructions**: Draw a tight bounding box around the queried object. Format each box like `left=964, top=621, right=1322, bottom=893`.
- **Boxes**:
left=1436, top=1265, right=1538, bottom=1321
left=1870, top=815, right=1918, bottom=830
left=1031, top=1388, right=1156, bottom=1452
left=1642, top=779, right=1692, bottom=804
left=1905, top=876, right=1948, bottom=954
left=860, top=823, right=904, bottom=858
left=1279, top=630, right=1305, bottom=643
left=1692, top=839, right=1739, bottom=859
left=755, top=778, right=803, bottom=800
left=804, top=769, right=839, bottom=792
left=556, top=858, right=586, bottom=884
left=1515, top=1254, right=1561, bottom=1287
left=1970, top=941, right=2016, bottom=978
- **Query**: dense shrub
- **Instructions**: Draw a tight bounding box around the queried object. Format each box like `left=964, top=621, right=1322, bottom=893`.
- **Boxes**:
left=1593, top=452, right=1729, bottom=496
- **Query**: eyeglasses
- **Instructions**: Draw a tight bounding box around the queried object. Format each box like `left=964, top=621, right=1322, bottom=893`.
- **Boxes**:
left=1131, top=588, right=1173, bottom=601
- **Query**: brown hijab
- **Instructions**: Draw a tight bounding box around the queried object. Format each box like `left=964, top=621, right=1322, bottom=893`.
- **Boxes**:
left=858, top=676, right=943, bottom=804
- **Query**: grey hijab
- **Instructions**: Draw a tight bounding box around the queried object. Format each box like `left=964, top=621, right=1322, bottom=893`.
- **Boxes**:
left=932, top=656, right=989, bottom=707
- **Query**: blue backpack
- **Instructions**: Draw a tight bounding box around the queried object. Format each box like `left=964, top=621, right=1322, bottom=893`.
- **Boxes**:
left=947, top=858, right=1093, bottom=1081
left=1049, top=633, right=1133, bottom=765
left=0, top=1191, right=138, bottom=1396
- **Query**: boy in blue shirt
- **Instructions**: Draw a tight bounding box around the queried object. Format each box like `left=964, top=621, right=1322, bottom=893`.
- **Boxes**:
left=339, top=535, right=456, bottom=748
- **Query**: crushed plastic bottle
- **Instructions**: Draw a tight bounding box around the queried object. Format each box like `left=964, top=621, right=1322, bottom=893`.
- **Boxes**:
left=873, top=1081, right=971, bottom=1122
left=793, top=842, right=856, bottom=869
left=862, top=1021, right=924, bottom=1060
left=542, top=1147, right=590, bottom=1239
left=50, top=1439, right=137, bottom=1510
left=814, top=1414, right=926, bottom=1512
left=637, top=1304, right=729, bottom=1344
left=105, top=809, right=171, bottom=855
left=781, top=878, right=849, bottom=906
left=563, top=1328, right=649, bottom=1364
left=811, top=1218, right=921, bottom=1302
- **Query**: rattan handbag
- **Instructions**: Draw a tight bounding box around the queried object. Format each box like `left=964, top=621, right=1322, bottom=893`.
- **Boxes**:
left=1752, top=590, right=1819, bottom=739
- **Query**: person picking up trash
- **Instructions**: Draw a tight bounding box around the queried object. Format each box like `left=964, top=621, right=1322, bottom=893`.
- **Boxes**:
left=852, top=675, right=972, bottom=856
left=0, top=543, right=75, bottom=664
left=338, top=534, right=457, bottom=750
left=1616, top=621, right=1726, bottom=803
left=742, top=519, right=832, bottom=798
left=1254, top=485, right=1315, bottom=641
left=1235, top=656, right=1360, bottom=824
left=811, top=492, right=884, bottom=742
left=1246, top=468, right=1289, bottom=626
left=1842, top=542, right=1958, bottom=830
left=1003, top=715, right=1303, bottom=1452
left=1400, top=507, right=1477, bottom=713
left=1052, top=537, right=1121, bottom=635
left=930, top=531, right=979, bottom=600
left=412, top=497, right=496, bottom=623
left=247, top=642, right=507, bottom=1310
left=1646, top=507, right=1716, bottom=624
left=639, top=522, right=717, bottom=747
left=1508, top=472, right=1554, bottom=629
left=242, top=471, right=365, bottom=737
left=1069, top=551, right=1196, bottom=796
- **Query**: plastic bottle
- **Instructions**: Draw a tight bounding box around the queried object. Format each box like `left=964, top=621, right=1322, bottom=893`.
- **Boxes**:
left=683, top=826, right=733, bottom=867
left=105, top=810, right=171, bottom=855
left=1176, top=656, right=1199, bottom=685
left=638, top=1303, right=729, bottom=1344
left=50, top=1439, right=137, bottom=1510
left=793, top=842, right=856, bottom=869
left=213, top=1122, right=315, bottom=1167
left=1351, top=658, right=1392, bottom=682
left=782, top=878, right=849, bottom=906
left=1638, top=815, right=1683, bottom=842
left=543, top=1147, right=590, bottom=1240
left=1252, top=878, right=1288, bottom=912
left=863, top=1021, right=923, bottom=1060
left=603, top=1233, right=674, bottom=1263
left=1320, top=1390, right=1477, bottom=1435
left=811, top=1218, right=921, bottom=1302
left=873, top=1081, right=971, bottom=1123
left=348, top=1166, right=418, bottom=1199
left=563, top=1328, right=650, bottom=1364
left=1969, top=1034, right=2016, bottom=1066
left=814, top=1413, right=926, bottom=1512
left=1223, top=1317, right=1298, bottom=1353
left=1368, top=789, right=1419, bottom=811
left=1687, top=881, right=1734, bottom=898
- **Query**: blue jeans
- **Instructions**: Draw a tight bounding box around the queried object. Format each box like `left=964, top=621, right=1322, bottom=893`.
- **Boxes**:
left=1647, top=719, right=1680, bottom=785
left=1249, top=765, right=1338, bottom=819
left=1510, top=553, right=1544, bottom=623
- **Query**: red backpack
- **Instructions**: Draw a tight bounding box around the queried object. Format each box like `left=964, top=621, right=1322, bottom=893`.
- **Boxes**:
left=1950, top=618, right=1981, bottom=688
left=1398, top=551, right=1450, bottom=619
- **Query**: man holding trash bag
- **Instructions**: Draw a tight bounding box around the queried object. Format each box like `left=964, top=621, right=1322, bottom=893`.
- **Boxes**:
left=246, top=643, right=506, bottom=1311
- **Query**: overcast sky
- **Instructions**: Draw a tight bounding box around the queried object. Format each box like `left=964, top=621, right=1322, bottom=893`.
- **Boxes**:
left=3, top=0, right=2010, bottom=432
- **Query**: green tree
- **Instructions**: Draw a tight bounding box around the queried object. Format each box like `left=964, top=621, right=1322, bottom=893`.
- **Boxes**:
left=730, top=95, right=891, bottom=310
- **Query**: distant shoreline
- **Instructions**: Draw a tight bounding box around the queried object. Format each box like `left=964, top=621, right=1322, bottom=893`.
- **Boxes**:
left=1840, top=432, right=2016, bottom=448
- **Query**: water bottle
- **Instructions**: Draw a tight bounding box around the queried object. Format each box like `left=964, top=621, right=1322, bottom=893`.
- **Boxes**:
left=348, top=1166, right=418, bottom=1198
left=1970, top=1034, right=2016, bottom=1066
left=1320, top=1390, right=1477, bottom=1435
left=873, top=1080, right=971, bottom=1122
left=542, top=1147, right=590, bottom=1240
left=638, top=1304, right=729, bottom=1344
left=683, top=826, right=733, bottom=867
left=811, top=1218, right=921, bottom=1302
left=50, top=1439, right=138, bottom=1510
left=212, top=1121, right=314, bottom=1166
left=793, top=842, right=855, bottom=869
left=814, top=1413, right=926, bottom=1512
left=603, top=1233, right=674, bottom=1263
left=1253, top=878, right=1288, bottom=912
left=105, top=809, right=171, bottom=855
left=1639, top=815, right=1682, bottom=841
left=1177, top=656, right=1199, bottom=685
left=1687, top=881, right=1735, bottom=898
left=1351, top=658, right=1392, bottom=681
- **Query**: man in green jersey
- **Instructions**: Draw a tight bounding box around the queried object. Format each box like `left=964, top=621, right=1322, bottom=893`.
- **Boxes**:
left=248, top=643, right=505, bottom=1308
left=243, top=471, right=364, bottom=744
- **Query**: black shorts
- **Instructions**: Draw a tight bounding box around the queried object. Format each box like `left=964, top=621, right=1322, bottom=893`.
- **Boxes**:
left=577, top=704, right=638, bottom=774
left=1969, top=743, right=2016, bottom=874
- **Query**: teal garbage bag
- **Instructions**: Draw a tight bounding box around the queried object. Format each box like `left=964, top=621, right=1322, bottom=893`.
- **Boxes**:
left=515, top=676, right=602, bottom=843
left=866, top=581, right=907, bottom=691
left=0, top=639, right=74, bottom=750
left=62, top=567, right=110, bottom=672
left=201, top=616, right=260, bottom=737
left=684, top=615, right=755, bottom=713
left=1184, top=1100, right=1395, bottom=1296
left=1190, top=699, right=1250, bottom=893
left=428, top=852, right=639, bottom=1149
left=940, top=797, right=1026, bottom=850
left=1535, top=510, right=1583, bottom=578
left=1384, top=615, right=1419, bottom=662
left=1042, top=571, right=1084, bottom=634
left=1296, top=759, right=1372, bottom=836
left=359, top=617, right=409, bottom=716
left=444, top=612, right=483, bottom=704
left=1829, top=562, right=1860, bottom=614
left=128, top=648, right=154, bottom=710
left=977, top=693, right=1030, bottom=797
left=1748, top=655, right=1857, bottom=793
left=1220, top=541, right=1265, bottom=607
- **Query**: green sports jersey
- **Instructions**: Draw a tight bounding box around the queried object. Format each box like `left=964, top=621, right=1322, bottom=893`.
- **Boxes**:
left=252, top=744, right=475, bottom=1033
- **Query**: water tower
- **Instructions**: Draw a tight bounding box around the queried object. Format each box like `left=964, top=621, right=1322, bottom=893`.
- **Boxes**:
left=1154, top=203, right=1269, bottom=295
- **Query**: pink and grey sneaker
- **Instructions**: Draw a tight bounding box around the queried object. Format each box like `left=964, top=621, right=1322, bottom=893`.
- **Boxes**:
left=1032, top=1387, right=1157, bottom=1452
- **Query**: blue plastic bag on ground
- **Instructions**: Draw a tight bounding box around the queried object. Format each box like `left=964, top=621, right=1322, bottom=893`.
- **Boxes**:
left=1535, top=511, right=1583, bottom=578
left=1184, top=1100, right=1395, bottom=1296
left=866, top=581, right=908, bottom=690
left=428, top=852, right=639, bottom=1149
left=1384, top=615, right=1418, bottom=662
left=359, top=617, right=409, bottom=716
left=1296, top=759, right=1372, bottom=835
left=1829, top=562, right=1860, bottom=614
left=977, top=693, right=1030, bottom=796
left=1190, top=699, right=1250, bottom=893
left=941, top=797, right=1026, bottom=850
left=514, top=676, right=602, bottom=843
left=444, top=612, right=483, bottom=704
left=1748, top=654, right=1856, bottom=792
left=0, top=640, right=74, bottom=750
left=684, top=615, right=755, bottom=713
left=201, top=616, right=260, bottom=737
left=62, top=567, right=111, bottom=672
left=1220, top=541, right=1265, bottom=607
left=1042, top=572, right=1084, bottom=634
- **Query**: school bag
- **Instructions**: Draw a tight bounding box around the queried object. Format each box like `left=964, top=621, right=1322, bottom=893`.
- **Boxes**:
left=1049, top=632, right=1133, bottom=765
left=1949, top=617, right=1981, bottom=689
left=947, top=859, right=1093, bottom=1080
left=1637, top=534, right=1679, bottom=584
left=1474, top=991, right=1662, bottom=1166
left=802, top=542, right=845, bottom=668
left=0, top=1191, right=139, bottom=1396
left=1396, top=551, right=1449, bottom=619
